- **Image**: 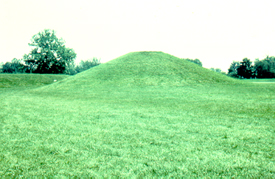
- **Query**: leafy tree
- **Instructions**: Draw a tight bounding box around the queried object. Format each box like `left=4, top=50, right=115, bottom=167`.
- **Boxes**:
left=227, top=61, right=240, bottom=78
left=65, top=61, right=77, bottom=75
left=1, top=62, right=13, bottom=73
left=254, top=56, right=275, bottom=78
left=237, top=58, right=254, bottom=78
left=210, top=68, right=222, bottom=73
left=75, top=58, right=101, bottom=73
left=184, top=58, right=203, bottom=66
left=1, top=58, right=26, bottom=73
left=24, top=29, right=76, bottom=74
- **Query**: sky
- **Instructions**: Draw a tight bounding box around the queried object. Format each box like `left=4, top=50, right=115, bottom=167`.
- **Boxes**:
left=1, top=0, right=275, bottom=72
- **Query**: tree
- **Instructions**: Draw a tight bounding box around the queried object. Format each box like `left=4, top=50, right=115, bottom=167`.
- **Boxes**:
left=75, top=58, right=101, bottom=73
left=24, top=29, right=76, bottom=74
left=1, top=58, right=26, bottom=73
left=65, top=61, right=77, bottom=75
left=184, top=58, right=203, bottom=66
left=210, top=68, right=222, bottom=73
left=227, top=61, right=240, bottom=78
left=1, top=62, right=13, bottom=73
left=254, top=56, right=275, bottom=78
left=237, top=58, right=254, bottom=78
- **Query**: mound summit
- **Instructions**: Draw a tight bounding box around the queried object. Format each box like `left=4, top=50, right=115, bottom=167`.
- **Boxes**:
left=47, top=51, right=238, bottom=90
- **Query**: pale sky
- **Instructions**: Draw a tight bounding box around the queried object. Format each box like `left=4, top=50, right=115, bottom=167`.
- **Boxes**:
left=1, top=0, right=275, bottom=72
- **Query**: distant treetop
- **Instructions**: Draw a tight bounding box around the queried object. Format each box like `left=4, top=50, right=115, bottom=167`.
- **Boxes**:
left=183, top=58, right=203, bottom=66
left=24, top=29, right=77, bottom=74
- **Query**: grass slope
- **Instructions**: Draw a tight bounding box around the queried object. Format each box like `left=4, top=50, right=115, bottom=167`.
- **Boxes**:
left=0, top=52, right=275, bottom=178
left=42, top=51, right=240, bottom=93
left=0, top=74, right=69, bottom=89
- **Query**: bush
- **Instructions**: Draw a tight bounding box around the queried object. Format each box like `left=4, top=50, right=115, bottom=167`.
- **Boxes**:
left=1, top=58, right=26, bottom=73
left=254, top=56, right=275, bottom=78
left=75, top=58, right=101, bottom=73
left=184, top=58, right=203, bottom=66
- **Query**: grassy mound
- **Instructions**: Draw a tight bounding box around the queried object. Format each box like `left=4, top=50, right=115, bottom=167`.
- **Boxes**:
left=44, top=51, right=239, bottom=91
left=0, top=74, right=68, bottom=89
left=2, top=52, right=274, bottom=177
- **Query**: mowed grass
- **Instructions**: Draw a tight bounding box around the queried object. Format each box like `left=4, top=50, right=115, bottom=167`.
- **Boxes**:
left=243, top=78, right=275, bottom=83
left=1, top=52, right=275, bottom=178
left=0, top=74, right=69, bottom=93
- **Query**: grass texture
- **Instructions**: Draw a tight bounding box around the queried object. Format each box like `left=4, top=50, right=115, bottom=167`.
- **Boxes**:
left=0, top=74, right=68, bottom=89
left=0, top=52, right=274, bottom=178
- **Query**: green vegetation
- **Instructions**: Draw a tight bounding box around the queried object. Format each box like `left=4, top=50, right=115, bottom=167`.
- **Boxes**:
left=49, top=51, right=236, bottom=91
left=0, top=52, right=274, bottom=177
left=0, top=58, right=26, bottom=73
left=228, top=56, right=275, bottom=78
left=242, top=78, right=275, bottom=83
left=0, top=57, right=101, bottom=75
left=254, top=56, right=275, bottom=78
left=0, top=29, right=100, bottom=75
left=0, top=29, right=77, bottom=74
left=182, top=58, right=202, bottom=66
left=74, top=58, right=101, bottom=74
left=24, top=29, right=76, bottom=74
left=0, top=74, right=68, bottom=89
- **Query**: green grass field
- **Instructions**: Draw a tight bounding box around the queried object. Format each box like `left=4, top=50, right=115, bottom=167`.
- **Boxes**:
left=1, top=52, right=274, bottom=178
left=243, top=78, right=275, bottom=83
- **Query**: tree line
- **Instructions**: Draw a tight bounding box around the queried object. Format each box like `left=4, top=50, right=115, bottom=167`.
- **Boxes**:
left=0, top=29, right=100, bottom=75
left=0, top=29, right=274, bottom=79
left=228, top=57, right=275, bottom=78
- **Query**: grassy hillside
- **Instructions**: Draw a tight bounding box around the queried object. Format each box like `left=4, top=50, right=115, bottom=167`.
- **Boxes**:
left=0, top=52, right=274, bottom=178
left=0, top=74, right=69, bottom=89
left=41, top=51, right=240, bottom=93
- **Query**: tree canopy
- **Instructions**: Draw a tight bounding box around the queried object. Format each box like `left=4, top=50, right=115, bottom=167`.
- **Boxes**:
left=227, top=56, right=275, bottom=78
left=1, top=58, right=25, bottom=73
left=24, top=29, right=76, bottom=74
left=254, top=56, right=275, bottom=78
left=227, top=61, right=240, bottom=78
left=75, top=58, right=101, bottom=73
left=184, top=58, right=203, bottom=66
left=237, top=58, right=254, bottom=79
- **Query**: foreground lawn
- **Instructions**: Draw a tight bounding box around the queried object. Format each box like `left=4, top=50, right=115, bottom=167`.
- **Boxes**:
left=0, top=80, right=274, bottom=177
left=243, top=78, right=275, bottom=83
